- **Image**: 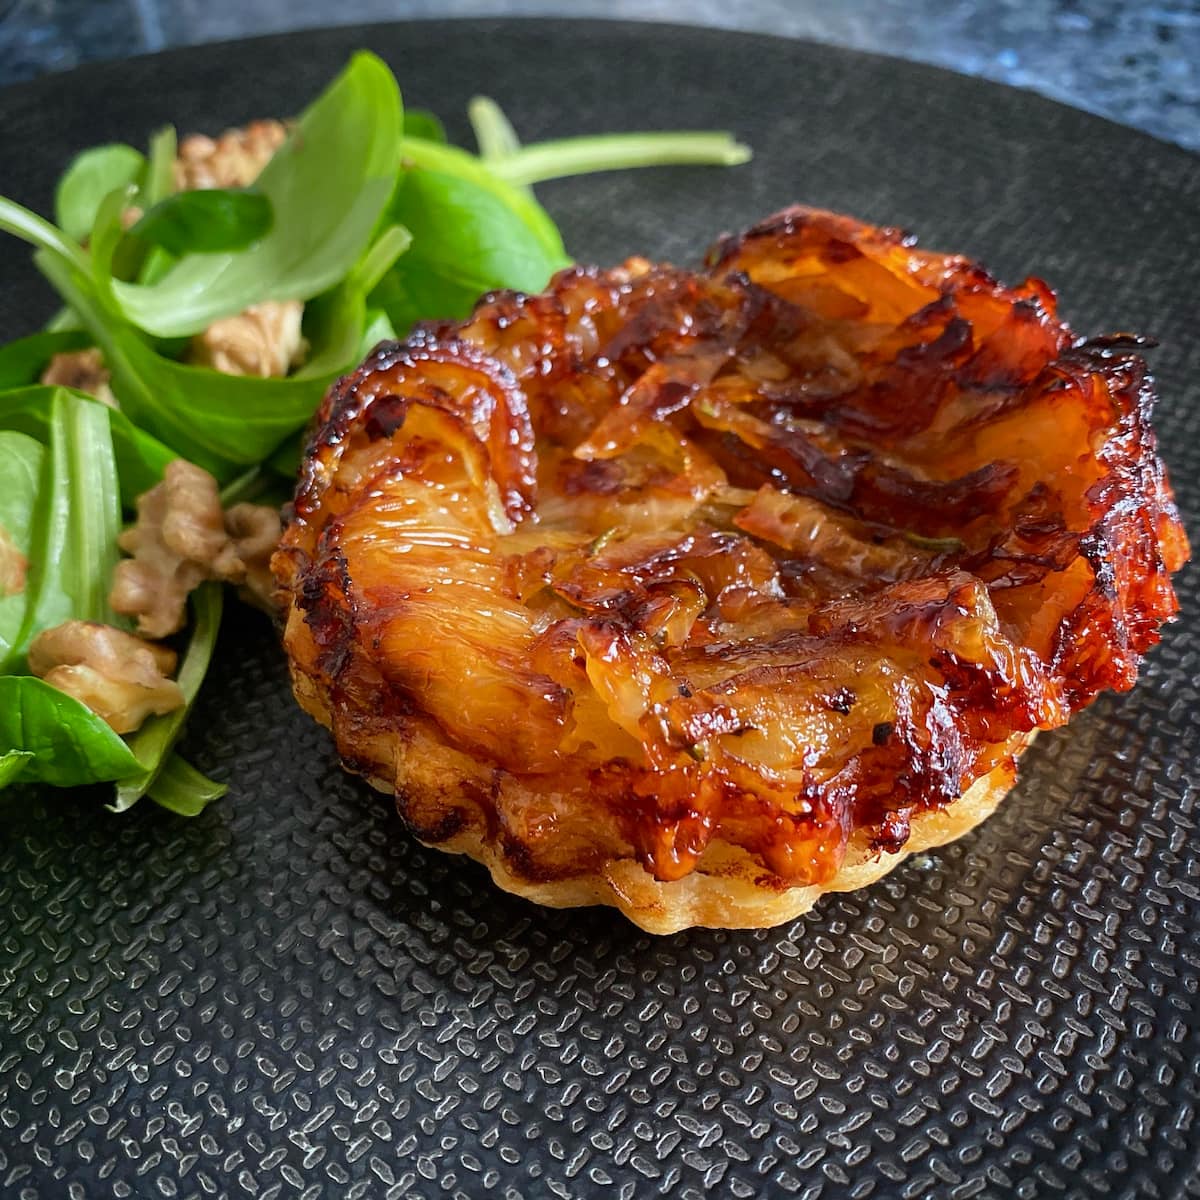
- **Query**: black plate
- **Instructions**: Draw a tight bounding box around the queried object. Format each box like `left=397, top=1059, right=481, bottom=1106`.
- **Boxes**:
left=1, top=19, right=1198, bottom=1199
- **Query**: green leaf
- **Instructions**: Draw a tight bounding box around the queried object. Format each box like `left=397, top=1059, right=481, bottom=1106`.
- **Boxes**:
left=54, top=143, right=146, bottom=242
left=131, top=188, right=273, bottom=256
left=38, top=214, right=401, bottom=481
left=103, top=334, right=325, bottom=479
left=128, top=126, right=182, bottom=286
left=87, top=184, right=138, bottom=310
left=0, top=385, right=174, bottom=508
left=60, top=390, right=122, bottom=625
left=396, top=136, right=567, bottom=265
left=0, top=676, right=141, bottom=787
left=373, top=165, right=567, bottom=334
left=0, top=330, right=92, bottom=390
left=110, top=51, right=404, bottom=337
left=359, top=307, right=398, bottom=356
left=36, top=250, right=324, bottom=479
left=44, top=307, right=85, bottom=334
left=0, top=431, right=44, bottom=667
left=88, top=128, right=173, bottom=285
left=0, top=750, right=34, bottom=789
left=4, top=388, right=122, bottom=670
left=294, top=224, right=409, bottom=381
left=147, top=753, right=227, bottom=816
left=403, top=108, right=446, bottom=144
left=295, top=285, right=368, bottom=384
left=114, top=582, right=224, bottom=812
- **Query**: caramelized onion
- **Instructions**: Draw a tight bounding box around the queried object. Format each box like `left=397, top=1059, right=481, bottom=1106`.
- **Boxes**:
left=274, top=206, right=1187, bottom=931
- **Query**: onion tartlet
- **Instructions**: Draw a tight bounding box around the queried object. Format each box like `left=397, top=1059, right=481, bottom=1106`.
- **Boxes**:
left=273, top=207, right=1187, bottom=933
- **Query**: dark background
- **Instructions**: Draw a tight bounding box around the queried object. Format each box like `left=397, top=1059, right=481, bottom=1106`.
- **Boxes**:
left=1, top=1, right=1198, bottom=151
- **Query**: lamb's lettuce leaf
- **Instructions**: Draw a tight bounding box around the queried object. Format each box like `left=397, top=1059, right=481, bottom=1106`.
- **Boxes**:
left=109, top=52, right=404, bottom=336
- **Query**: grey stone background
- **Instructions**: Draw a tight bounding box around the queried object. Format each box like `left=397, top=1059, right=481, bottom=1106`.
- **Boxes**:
left=1, top=12, right=1198, bottom=1200
left=1, top=0, right=1198, bottom=151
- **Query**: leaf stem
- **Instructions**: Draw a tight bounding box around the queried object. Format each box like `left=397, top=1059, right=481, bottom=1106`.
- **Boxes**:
left=0, top=196, right=91, bottom=273
left=144, top=125, right=178, bottom=208
left=490, top=132, right=751, bottom=186
left=349, top=224, right=412, bottom=296
left=468, top=95, right=523, bottom=162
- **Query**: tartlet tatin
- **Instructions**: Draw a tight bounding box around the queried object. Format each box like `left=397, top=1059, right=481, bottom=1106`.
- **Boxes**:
left=273, top=207, right=1187, bottom=933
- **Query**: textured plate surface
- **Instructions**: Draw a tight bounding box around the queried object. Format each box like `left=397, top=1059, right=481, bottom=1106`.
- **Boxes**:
left=1, top=19, right=1198, bottom=1200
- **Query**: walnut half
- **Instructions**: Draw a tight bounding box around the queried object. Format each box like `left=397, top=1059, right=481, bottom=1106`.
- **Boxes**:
left=173, top=118, right=289, bottom=191
left=111, top=459, right=283, bottom=636
left=224, top=502, right=283, bottom=611
left=188, top=300, right=307, bottom=379
left=29, top=621, right=184, bottom=735
left=111, top=460, right=244, bottom=638
left=40, top=348, right=116, bottom=408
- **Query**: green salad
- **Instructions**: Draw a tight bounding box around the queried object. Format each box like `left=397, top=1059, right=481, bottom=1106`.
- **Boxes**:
left=0, top=52, right=749, bottom=813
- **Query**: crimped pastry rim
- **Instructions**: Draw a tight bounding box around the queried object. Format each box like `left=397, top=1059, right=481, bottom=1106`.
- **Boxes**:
left=396, top=756, right=1025, bottom=935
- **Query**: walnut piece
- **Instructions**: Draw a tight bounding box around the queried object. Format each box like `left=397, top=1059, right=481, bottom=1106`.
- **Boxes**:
left=40, top=348, right=116, bottom=408
left=111, top=460, right=245, bottom=638
left=173, top=119, right=289, bottom=191
left=0, top=523, right=27, bottom=596
left=111, top=460, right=284, bottom=635
left=188, top=300, right=307, bottom=378
left=29, top=620, right=184, bottom=735
left=225, top=502, right=283, bottom=611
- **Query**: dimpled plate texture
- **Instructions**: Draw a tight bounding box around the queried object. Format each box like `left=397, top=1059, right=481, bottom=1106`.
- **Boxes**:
left=1, top=19, right=1198, bottom=1200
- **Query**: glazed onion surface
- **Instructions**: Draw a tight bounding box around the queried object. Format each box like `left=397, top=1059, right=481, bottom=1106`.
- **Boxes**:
left=274, top=207, right=1188, bottom=931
